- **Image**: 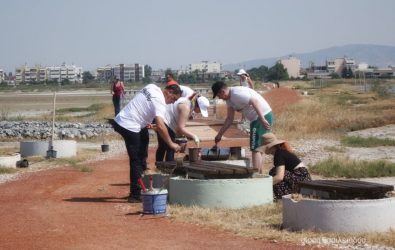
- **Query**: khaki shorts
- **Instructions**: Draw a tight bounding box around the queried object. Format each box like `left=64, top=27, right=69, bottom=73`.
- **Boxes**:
left=250, top=112, right=273, bottom=151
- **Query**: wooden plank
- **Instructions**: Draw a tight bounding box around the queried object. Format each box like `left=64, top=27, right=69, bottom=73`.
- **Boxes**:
left=195, top=161, right=246, bottom=174
left=299, top=180, right=393, bottom=192
left=182, top=164, right=222, bottom=174
left=299, top=180, right=350, bottom=190
left=298, top=180, right=393, bottom=199
left=336, top=180, right=393, bottom=191
left=196, top=162, right=237, bottom=174
left=157, top=160, right=257, bottom=179
left=197, top=161, right=255, bottom=174
left=184, top=163, right=233, bottom=175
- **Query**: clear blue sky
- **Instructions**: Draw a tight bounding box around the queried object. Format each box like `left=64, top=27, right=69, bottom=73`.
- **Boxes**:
left=1, top=0, right=394, bottom=73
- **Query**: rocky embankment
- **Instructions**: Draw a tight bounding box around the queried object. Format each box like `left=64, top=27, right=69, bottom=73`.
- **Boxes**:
left=0, top=121, right=114, bottom=140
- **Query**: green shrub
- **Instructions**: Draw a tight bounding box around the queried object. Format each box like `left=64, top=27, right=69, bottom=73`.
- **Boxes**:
left=341, top=136, right=395, bottom=147
left=311, top=157, right=395, bottom=178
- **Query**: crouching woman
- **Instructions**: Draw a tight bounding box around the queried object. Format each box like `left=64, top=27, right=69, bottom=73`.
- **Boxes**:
left=256, top=133, right=311, bottom=200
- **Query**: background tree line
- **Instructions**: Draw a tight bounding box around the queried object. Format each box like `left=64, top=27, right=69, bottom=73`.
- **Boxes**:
left=245, top=62, right=289, bottom=82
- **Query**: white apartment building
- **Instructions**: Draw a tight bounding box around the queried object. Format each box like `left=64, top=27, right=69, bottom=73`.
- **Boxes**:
left=151, top=69, right=166, bottom=83
left=326, top=58, right=344, bottom=74
left=15, top=67, right=23, bottom=83
left=96, top=65, right=113, bottom=82
left=279, top=56, right=301, bottom=78
left=0, top=69, right=5, bottom=82
left=326, top=57, right=356, bottom=75
left=307, top=57, right=357, bottom=79
left=112, top=64, right=145, bottom=82
left=38, top=68, right=47, bottom=82
left=357, top=63, right=369, bottom=71
left=15, top=64, right=83, bottom=83
left=188, top=61, right=222, bottom=73
left=46, top=64, right=83, bottom=83
left=15, top=65, right=42, bottom=83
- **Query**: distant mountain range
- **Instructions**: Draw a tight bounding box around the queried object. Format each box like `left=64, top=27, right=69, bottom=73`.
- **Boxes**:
left=223, top=44, right=395, bottom=71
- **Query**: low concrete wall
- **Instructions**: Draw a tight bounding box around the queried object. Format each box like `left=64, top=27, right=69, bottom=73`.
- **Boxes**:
left=20, top=140, right=77, bottom=158
left=0, top=153, right=21, bottom=168
left=169, top=176, right=273, bottom=208
left=282, top=195, right=395, bottom=232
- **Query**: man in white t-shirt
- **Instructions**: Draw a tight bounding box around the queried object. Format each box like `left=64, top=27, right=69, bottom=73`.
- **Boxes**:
left=211, top=81, right=273, bottom=174
left=113, top=84, right=182, bottom=203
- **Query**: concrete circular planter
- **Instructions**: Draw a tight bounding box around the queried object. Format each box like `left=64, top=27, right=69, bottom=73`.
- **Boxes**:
left=282, top=194, right=395, bottom=232
left=0, top=153, right=21, bottom=168
left=169, top=175, right=273, bottom=208
left=20, top=140, right=77, bottom=158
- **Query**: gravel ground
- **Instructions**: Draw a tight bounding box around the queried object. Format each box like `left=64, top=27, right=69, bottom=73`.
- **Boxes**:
left=0, top=140, right=127, bottom=185
left=2, top=125, right=395, bottom=186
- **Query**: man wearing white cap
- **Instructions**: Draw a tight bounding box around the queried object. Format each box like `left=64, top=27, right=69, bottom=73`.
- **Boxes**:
left=237, top=69, right=254, bottom=89
left=156, top=94, right=210, bottom=162
left=211, top=81, right=272, bottom=174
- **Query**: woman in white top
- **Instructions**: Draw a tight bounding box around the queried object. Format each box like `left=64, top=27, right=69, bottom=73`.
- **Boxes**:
left=156, top=93, right=210, bottom=162
left=237, top=69, right=254, bottom=89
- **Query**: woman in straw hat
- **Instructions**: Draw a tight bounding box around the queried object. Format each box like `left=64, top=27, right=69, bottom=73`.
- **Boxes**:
left=256, top=133, right=311, bottom=200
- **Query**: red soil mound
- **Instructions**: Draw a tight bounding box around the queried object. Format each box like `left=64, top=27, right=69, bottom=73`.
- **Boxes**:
left=263, top=87, right=301, bottom=114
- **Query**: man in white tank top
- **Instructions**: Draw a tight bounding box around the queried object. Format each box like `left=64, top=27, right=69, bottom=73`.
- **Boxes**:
left=211, top=81, right=273, bottom=174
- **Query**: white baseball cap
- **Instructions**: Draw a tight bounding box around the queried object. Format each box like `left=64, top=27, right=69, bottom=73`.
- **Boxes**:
left=237, top=69, right=247, bottom=75
left=197, top=96, right=210, bottom=117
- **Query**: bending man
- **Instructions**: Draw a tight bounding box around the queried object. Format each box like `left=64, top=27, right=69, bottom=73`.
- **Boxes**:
left=113, top=84, right=182, bottom=203
left=211, top=81, right=273, bottom=174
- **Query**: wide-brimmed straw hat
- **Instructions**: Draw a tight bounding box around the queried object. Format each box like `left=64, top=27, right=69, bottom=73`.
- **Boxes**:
left=256, top=133, right=285, bottom=154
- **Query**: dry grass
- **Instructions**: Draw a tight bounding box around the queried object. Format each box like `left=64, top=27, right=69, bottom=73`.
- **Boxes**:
left=273, top=86, right=395, bottom=140
left=169, top=203, right=395, bottom=247
left=169, top=203, right=286, bottom=240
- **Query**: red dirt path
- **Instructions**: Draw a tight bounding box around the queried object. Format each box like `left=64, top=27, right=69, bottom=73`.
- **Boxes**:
left=0, top=152, right=320, bottom=250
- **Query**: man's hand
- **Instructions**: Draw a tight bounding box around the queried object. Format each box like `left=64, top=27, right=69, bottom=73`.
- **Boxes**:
left=146, top=124, right=157, bottom=130
left=262, top=119, right=271, bottom=130
left=193, top=135, right=200, bottom=146
left=170, top=142, right=181, bottom=152
left=214, top=134, right=222, bottom=144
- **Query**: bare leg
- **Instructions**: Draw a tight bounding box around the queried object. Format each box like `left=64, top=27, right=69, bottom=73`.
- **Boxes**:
left=252, top=151, right=264, bottom=174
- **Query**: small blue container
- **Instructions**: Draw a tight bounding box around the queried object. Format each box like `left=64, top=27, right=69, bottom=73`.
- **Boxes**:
left=141, top=189, right=168, bottom=214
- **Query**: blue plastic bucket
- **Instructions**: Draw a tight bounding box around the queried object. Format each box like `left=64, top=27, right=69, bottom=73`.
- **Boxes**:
left=141, top=189, right=168, bottom=214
